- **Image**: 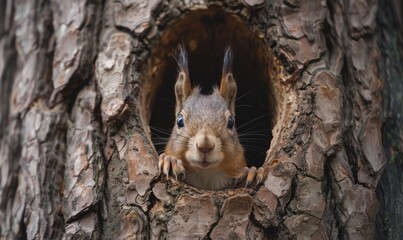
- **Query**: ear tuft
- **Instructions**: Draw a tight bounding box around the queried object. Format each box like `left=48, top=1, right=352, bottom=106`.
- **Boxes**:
left=222, top=47, right=233, bottom=76
left=174, top=46, right=192, bottom=115
left=220, top=47, right=237, bottom=114
left=177, top=45, right=189, bottom=75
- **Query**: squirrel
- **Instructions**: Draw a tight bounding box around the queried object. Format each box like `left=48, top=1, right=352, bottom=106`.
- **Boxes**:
left=158, top=46, right=265, bottom=190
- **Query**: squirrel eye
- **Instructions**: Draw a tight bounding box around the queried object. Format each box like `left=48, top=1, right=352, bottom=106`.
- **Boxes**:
left=177, top=114, right=184, bottom=128
left=227, top=116, right=234, bottom=129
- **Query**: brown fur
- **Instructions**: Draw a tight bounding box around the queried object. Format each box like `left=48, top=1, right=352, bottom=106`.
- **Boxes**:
left=163, top=47, right=246, bottom=189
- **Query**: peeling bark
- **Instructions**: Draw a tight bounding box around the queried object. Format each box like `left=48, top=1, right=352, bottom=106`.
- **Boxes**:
left=0, top=0, right=401, bottom=239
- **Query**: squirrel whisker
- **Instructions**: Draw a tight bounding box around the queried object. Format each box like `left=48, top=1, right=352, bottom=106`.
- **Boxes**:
left=236, top=113, right=274, bottom=130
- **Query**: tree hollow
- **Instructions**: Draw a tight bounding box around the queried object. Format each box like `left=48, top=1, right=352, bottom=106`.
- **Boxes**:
left=141, top=6, right=277, bottom=167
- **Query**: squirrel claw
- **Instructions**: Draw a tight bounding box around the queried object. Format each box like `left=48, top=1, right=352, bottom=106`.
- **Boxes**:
left=233, top=166, right=266, bottom=188
left=255, top=167, right=265, bottom=185
left=158, top=153, right=185, bottom=181
left=245, top=166, right=257, bottom=187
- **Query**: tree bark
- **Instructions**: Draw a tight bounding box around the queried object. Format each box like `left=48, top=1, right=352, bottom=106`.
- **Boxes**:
left=0, top=0, right=401, bottom=239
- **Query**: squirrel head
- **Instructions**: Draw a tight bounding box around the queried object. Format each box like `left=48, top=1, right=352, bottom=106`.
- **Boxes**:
left=170, top=46, right=244, bottom=171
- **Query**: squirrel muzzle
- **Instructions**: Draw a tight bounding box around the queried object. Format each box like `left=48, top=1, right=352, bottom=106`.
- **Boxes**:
left=186, top=128, right=222, bottom=168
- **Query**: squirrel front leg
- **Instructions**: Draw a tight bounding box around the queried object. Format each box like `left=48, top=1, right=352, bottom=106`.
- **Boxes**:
left=233, top=166, right=266, bottom=187
left=158, top=153, right=186, bottom=180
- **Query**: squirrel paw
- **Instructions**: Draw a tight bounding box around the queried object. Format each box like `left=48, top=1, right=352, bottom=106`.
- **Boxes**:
left=233, top=166, right=266, bottom=187
left=158, top=153, right=186, bottom=180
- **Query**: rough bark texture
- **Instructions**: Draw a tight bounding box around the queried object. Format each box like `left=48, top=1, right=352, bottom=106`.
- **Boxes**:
left=0, top=0, right=401, bottom=239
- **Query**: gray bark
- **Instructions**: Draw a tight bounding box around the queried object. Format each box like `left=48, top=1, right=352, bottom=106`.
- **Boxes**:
left=0, top=0, right=401, bottom=239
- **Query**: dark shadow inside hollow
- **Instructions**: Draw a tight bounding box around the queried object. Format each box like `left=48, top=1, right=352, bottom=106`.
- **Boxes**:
left=142, top=6, right=275, bottom=167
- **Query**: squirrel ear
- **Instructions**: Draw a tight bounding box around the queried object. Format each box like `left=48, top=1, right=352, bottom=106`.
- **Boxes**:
left=174, top=46, right=191, bottom=115
left=220, top=73, right=237, bottom=114
left=220, top=47, right=237, bottom=114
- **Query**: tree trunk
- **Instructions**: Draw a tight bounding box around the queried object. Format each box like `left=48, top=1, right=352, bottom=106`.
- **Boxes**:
left=0, top=0, right=401, bottom=239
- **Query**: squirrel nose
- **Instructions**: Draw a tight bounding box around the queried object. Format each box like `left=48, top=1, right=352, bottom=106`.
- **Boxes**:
left=196, top=135, right=215, bottom=153
left=197, top=145, right=214, bottom=153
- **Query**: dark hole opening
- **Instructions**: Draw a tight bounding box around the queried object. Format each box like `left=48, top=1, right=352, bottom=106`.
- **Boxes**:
left=142, top=6, right=275, bottom=167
